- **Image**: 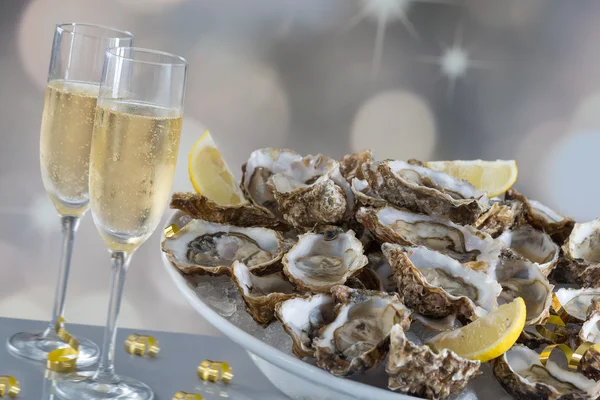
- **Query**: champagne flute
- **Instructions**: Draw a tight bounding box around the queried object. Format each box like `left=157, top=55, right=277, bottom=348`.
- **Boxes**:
left=55, top=47, right=187, bottom=400
left=8, top=23, right=133, bottom=366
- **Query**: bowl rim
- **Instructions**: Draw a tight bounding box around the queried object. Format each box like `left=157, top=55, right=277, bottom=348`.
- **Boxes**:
left=160, top=210, right=416, bottom=400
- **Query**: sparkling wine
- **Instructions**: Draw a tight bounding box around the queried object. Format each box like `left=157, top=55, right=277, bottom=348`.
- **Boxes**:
left=40, top=80, right=99, bottom=216
left=89, top=100, right=182, bottom=252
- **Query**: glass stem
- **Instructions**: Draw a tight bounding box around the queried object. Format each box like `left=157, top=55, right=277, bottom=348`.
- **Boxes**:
left=43, top=215, right=80, bottom=337
left=93, top=251, right=131, bottom=383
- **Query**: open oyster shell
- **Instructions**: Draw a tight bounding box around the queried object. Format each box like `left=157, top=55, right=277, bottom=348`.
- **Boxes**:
left=351, top=177, right=387, bottom=208
left=554, top=288, right=600, bottom=324
left=493, top=345, right=600, bottom=399
left=506, top=189, right=575, bottom=244
left=383, top=243, right=502, bottom=322
left=339, top=150, right=372, bottom=183
left=170, top=192, right=281, bottom=228
left=241, top=148, right=353, bottom=228
left=231, top=261, right=295, bottom=327
left=387, top=324, right=481, bottom=400
left=357, top=206, right=503, bottom=273
left=275, top=294, right=336, bottom=358
left=314, top=286, right=411, bottom=376
left=161, top=219, right=287, bottom=276
left=363, top=160, right=489, bottom=224
left=474, top=201, right=518, bottom=238
left=562, top=219, right=600, bottom=287
left=282, top=230, right=368, bottom=292
left=496, top=250, right=554, bottom=326
left=345, top=267, right=384, bottom=291
left=498, top=226, right=560, bottom=277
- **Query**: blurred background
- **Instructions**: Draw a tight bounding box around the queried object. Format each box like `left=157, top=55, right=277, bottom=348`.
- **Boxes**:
left=1, top=0, right=600, bottom=334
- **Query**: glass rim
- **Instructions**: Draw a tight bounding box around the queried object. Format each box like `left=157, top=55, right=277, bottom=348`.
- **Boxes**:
left=56, top=22, right=133, bottom=40
left=105, top=47, right=188, bottom=67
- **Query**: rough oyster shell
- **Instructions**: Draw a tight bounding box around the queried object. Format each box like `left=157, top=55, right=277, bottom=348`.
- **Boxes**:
left=274, top=294, right=336, bottom=358
left=563, top=219, right=600, bottom=287
left=386, top=324, right=480, bottom=399
left=241, top=148, right=353, bottom=228
left=496, top=250, right=554, bottom=326
left=493, top=344, right=600, bottom=399
left=554, top=288, right=600, bottom=324
left=351, top=177, right=387, bottom=208
left=314, top=286, right=411, bottom=376
left=283, top=230, right=368, bottom=292
left=473, top=201, right=518, bottom=238
left=498, top=226, right=560, bottom=276
left=364, top=160, right=490, bottom=224
left=383, top=243, right=502, bottom=322
left=161, top=219, right=286, bottom=276
left=231, top=261, right=295, bottom=327
left=506, top=189, right=575, bottom=244
left=358, top=206, right=503, bottom=272
left=170, top=192, right=281, bottom=228
left=339, top=150, right=372, bottom=183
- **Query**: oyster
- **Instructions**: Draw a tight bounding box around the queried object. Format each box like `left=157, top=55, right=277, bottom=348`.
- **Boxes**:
left=241, top=148, right=353, bottom=228
left=339, top=150, right=372, bottom=183
left=366, top=251, right=396, bottom=292
left=231, top=261, right=295, bottom=327
left=563, top=219, right=600, bottom=287
left=383, top=243, right=502, bottom=321
left=358, top=206, right=503, bottom=272
left=351, top=177, right=387, bottom=208
left=506, top=189, right=575, bottom=244
left=387, top=324, right=480, bottom=399
left=496, top=250, right=554, bottom=326
left=283, top=230, right=368, bottom=292
left=275, top=294, right=336, bottom=358
left=493, top=345, right=600, bottom=399
left=363, top=160, right=489, bottom=224
left=498, top=226, right=560, bottom=276
left=473, top=201, right=518, bottom=238
left=554, top=288, right=600, bottom=324
left=170, top=192, right=281, bottom=228
left=161, top=220, right=286, bottom=276
left=314, top=286, right=411, bottom=376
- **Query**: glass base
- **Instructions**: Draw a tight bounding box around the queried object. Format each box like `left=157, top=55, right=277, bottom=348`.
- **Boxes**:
left=53, top=372, right=154, bottom=400
left=7, top=331, right=100, bottom=367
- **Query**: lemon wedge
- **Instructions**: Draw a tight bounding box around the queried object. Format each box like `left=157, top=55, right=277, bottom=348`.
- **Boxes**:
left=426, top=297, right=526, bottom=362
left=188, top=131, right=245, bottom=205
left=424, top=160, right=518, bottom=197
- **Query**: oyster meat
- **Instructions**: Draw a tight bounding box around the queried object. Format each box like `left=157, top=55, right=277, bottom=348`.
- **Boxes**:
left=498, top=226, right=560, bottom=276
left=161, top=219, right=286, bottom=276
left=283, top=230, right=368, bottom=292
left=357, top=206, right=503, bottom=273
left=314, top=286, right=411, bottom=376
left=275, top=294, right=336, bottom=358
left=383, top=243, right=502, bottom=322
left=231, top=261, right=295, bottom=327
left=387, top=324, right=480, bottom=400
left=563, top=219, right=600, bottom=287
left=364, top=160, right=490, bottom=224
left=493, top=345, right=600, bottom=399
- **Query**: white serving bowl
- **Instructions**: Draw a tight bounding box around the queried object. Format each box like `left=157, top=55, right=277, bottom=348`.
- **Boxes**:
left=161, top=211, right=415, bottom=400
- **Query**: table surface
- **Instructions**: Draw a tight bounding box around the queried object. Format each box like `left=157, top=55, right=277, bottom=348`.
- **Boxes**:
left=0, top=317, right=288, bottom=399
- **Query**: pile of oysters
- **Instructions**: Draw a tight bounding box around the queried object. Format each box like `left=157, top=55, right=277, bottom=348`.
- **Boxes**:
left=161, top=148, right=600, bottom=399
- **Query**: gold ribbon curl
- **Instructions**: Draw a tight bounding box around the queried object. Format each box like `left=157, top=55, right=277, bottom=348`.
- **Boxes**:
left=197, top=360, right=233, bottom=383
left=0, top=376, right=20, bottom=398
left=164, top=224, right=180, bottom=238
left=124, top=334, right=160, bottom=357
left=172, top=392, right=202, bottom=400
left=47, top=317, right=79, bottom=373
left=540, top=342, right=600, bottom=370
left=552, top=293, right=574, bottom=323
left=536, top=315, right=567, bottom=342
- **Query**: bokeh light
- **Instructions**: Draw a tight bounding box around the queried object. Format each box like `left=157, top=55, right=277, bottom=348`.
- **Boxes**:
left=351, top=90, right=437, bottom=160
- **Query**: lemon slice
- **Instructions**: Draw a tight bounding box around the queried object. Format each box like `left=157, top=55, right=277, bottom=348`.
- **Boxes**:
left=426, top=297, right=526, bottom=362
left=188, top=131, right=245, bottom=205
left=424, top=160, right=518, bottom=197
